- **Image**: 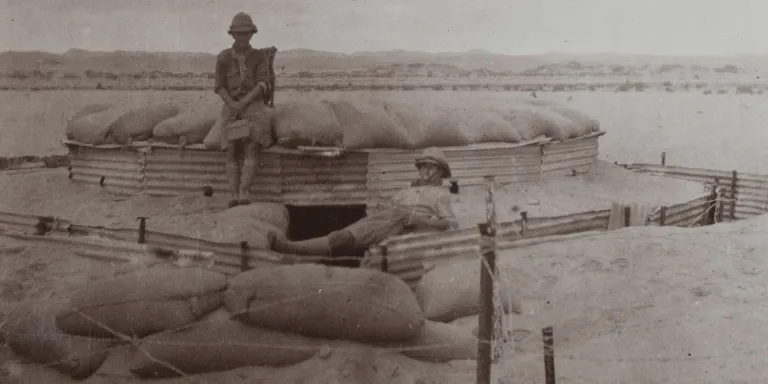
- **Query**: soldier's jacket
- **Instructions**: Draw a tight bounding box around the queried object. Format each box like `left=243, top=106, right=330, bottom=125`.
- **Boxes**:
left=214, top=44, right=273, bottom=102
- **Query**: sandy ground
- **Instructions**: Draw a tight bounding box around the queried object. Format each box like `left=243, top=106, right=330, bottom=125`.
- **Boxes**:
left=2, top=211, right=768, bottom=383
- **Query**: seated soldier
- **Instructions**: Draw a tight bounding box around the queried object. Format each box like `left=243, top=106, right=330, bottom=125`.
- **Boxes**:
left=270, top=147, right=459, bottom=255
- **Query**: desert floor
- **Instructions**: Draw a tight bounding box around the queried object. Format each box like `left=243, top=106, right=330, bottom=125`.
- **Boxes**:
left=1, top=89, right=766, bottom=383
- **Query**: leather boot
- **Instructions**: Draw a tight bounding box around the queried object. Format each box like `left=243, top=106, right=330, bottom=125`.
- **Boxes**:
left=238, top=158, right=258, bottom=205
left=225, top=161, right=240, bottom=208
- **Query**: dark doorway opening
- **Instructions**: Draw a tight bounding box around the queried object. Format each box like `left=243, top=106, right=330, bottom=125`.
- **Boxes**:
left=285, top=204, right=368, bottom=268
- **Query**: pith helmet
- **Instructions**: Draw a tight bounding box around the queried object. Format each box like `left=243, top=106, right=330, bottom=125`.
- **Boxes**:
left=229, top=12, right=258, bottom=34
left=415, top=147, right=452, bottom=179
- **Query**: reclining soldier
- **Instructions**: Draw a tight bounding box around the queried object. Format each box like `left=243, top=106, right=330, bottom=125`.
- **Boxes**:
left=270, top=147, right=459, bottom=255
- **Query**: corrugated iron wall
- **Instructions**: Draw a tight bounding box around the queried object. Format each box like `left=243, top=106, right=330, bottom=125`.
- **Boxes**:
left=541, top=132, right=602, bottom=177
left=66, top=143, right=144, bottom=195
left=143, top=146, right=283, bottom=202
left=626, top=163, right=768, bottom=221
left=365, top=142, right=543, bottom=199
left=279, top=150, right=370, bottom=206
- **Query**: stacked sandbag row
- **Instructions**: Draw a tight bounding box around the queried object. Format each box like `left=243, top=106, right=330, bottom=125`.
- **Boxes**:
left=65, top=99, right=221, bottom=147
left=3, top=259, right=479, bottom=379
left=271, top=97, right=600, bottom=150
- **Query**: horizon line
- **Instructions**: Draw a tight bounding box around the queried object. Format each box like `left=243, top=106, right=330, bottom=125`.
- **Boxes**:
left=2, top=48, right=767, bottom=59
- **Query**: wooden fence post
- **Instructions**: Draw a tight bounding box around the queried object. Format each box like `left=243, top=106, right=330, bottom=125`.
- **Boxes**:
left=476, top=223, right=495, bottom=384
left=708, top=178, right=719, bottom=225
left=380, top=245, right=388, bottom=273
left=661, top=152, right=666, bottom=166
left=543, top=326, right=556, bottom=384
left=730, top=170, right=737, bottom=221
left=484, top=176, right=505, bottom=363
left=240, top=241, right=249, bottom=272
left=659, top=206, right=667, bottom=226
left=137, top=217, right=147, bottom=244
left=623, top=206, right=631, bottom=227
left=716, top=188, right=725, bottom=223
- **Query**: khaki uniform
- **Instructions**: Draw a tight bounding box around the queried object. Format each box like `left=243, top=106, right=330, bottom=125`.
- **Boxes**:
left=214, top=44, right=273, bottom=150
left=341, top=183, right=459, bottom=249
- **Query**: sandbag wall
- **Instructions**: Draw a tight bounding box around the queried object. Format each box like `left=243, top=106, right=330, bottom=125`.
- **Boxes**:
left=65, top=96, right=601, bottom=150
left=1, top=263, right=483, bottom=380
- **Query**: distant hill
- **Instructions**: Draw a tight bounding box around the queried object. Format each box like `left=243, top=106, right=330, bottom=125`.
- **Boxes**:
left=1, top=48, right=767, bottom=77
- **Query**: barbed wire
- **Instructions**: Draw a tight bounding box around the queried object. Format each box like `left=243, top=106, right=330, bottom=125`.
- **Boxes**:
left=3, top=195, right=768, bottom=380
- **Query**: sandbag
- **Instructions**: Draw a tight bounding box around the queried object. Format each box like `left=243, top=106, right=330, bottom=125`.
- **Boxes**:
left=65, top=103, right=114, bottom=140
left=56, top=265, right=227, bottom=338
left=152, top=102, right=219, bottom=146
left=547, top=105, right=600, bottom=138
left=225, top=264, right=425, bottom=342
left=330, top=99, right=412, bottom=149
left=68, top=106, right=132, bottom=145
left=383, top=100, right=469, bottom=148
left=387, top=320, right=478, bottom=363
left=127, top=309, right=320, bottom=378
left=492, top=104, right=572, bottom=141
left=416, top=260, right=522, bottom=322
left=209, top=203, right=291, bottom=248
left=455, top=107, right=522, bottom=144
left=273, top=100, right=343, bottom=148
left=203, top=113, right=225, bottom=150
left=107, top=102, right=181, bottom=145
left=1, top=300, right=116, bottom=380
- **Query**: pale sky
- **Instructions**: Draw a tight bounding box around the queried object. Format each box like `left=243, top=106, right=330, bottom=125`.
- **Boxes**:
left=1, top=0, right=764, bottom=56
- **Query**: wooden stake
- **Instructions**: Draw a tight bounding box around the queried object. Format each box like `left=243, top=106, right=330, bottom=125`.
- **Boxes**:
left=708, top=179, right=719, bottom=225
left=659, top=206, right=667, bottom=226
left=661, top=152, right=666, bottom=166
left=137, top=217, right=147, bottom=244
left=623, top=206, right=631, bottom=227
left=380, top=245, right=389, bottom=273
left=543, top=326, right=556, bottom=384
left=483, top=176, right=505, bottom=364
left=240, top=241, right=249, bottom=272
left=476, top=223, right=495, bottom=384
left=730, top=170, right=737, bottom=221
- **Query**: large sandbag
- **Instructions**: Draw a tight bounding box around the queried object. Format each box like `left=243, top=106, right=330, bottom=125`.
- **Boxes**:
left=383, top=100, right=469, bottom=148
left=152, top=102, right=219, bottom=146
left=68, top=105, right=132, bottom=145
left=203, top=113, right=225, bottom=150
left=454, top=107, right=523, bottom=144
left=127, top=308, right=320, bottom=378
left=416, top=260, right=523, bottom=322
left=56, top=265, right=227, bottom=338
left=1, top=300, right=116, bottom=380
left=107, top=102, right=181, bottom=145
left=330, top=99, right=412, bottom=149
left=273, top=100, right=343, bottom=148
left=492, top=104, right=572, bottom=141
left=225, top=264, right=425, bottom=342
left=387, top=320, right=478, bottom=363
left=547, top=105, right=601, bottom=138
left=65, top=103, right=114, bottom=140
left=210, top=203, right=290, bottom=248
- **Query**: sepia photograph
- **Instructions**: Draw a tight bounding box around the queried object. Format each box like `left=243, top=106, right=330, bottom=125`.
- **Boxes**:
left=1, top=0, right=767, bottom=382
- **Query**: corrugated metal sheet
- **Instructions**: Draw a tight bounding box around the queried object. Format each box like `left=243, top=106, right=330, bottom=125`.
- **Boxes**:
left=361, top=208, right=611, bottom=288
left=279, top=150, right=370, bottom=206
left=541, top=132, right=603, bottom=177
left=366, top=140, right=544, bottom=199
left=0, top=209, right=296, bottom=275
left=663, top=194, right=711, bottom=227
left=143, top=145, right=282, bottom=202
left=65, top=141, right=144, bottom=194
left=65, top=135, right=603, bottom=206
